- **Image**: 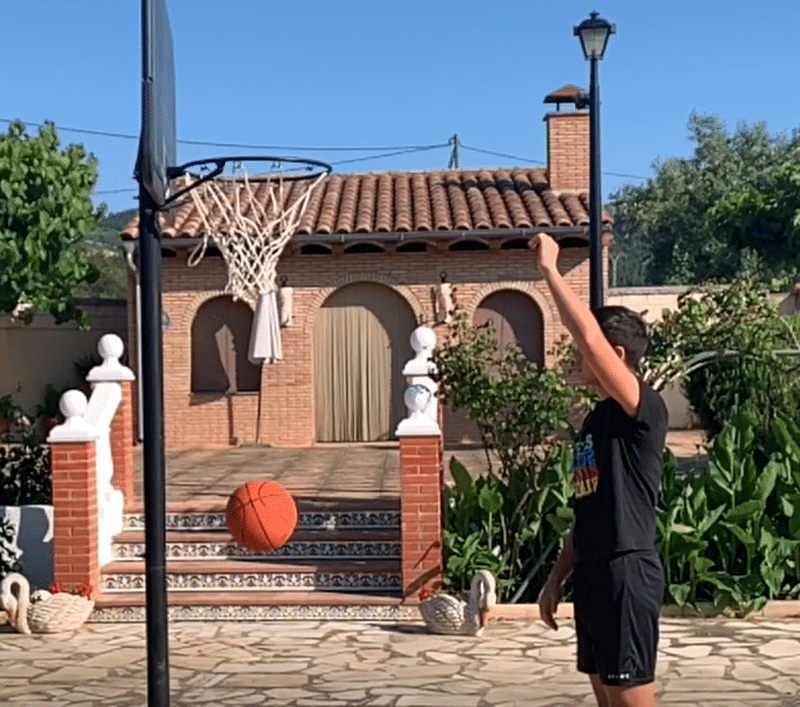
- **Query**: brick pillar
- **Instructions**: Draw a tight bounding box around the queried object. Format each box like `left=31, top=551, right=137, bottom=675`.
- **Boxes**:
left=400, top=434, right=443, bottom=600
left=110, top=381, right=135, bottom=509
left=50, top=441, right=100, bottom=594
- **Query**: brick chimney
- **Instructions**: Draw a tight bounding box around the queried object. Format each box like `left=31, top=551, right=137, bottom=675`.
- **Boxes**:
left=544, top=86, right=589, bottom=192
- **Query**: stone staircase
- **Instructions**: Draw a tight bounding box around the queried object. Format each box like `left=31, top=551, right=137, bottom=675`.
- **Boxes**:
left=92, top=497, right=419, bottom=622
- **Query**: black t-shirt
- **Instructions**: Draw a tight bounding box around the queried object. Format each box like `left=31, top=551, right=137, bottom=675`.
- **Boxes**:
left=572, top=380, right=668, bottom=562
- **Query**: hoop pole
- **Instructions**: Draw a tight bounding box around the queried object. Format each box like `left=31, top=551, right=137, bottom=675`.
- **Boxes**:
left=138, top=0, right=171, bottom=682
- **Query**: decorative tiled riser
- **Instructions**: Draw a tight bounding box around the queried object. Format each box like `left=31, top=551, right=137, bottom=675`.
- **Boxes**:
left=113, top=540, right=401, bottom=560
left=90, top=603, right=420, bottom=623
left=123, top=510, right=401, bottom=531
left=102, top=571, right=401, bottom=592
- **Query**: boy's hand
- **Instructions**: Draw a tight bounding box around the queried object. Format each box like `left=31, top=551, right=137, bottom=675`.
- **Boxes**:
left=529, top=232, right=559, bottom=274
left=537, top=578, right=560, bottom=631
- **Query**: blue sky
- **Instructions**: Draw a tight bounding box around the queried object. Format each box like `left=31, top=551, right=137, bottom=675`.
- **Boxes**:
left=4, top=1, right=799, bottom=215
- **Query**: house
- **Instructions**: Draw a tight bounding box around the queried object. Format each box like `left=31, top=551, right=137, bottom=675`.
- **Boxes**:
left=121, top=94, right=610, bottom=449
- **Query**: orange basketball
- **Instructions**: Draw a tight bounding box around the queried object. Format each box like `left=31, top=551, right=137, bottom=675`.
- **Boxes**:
left=226, top=481, right=298, bottom=553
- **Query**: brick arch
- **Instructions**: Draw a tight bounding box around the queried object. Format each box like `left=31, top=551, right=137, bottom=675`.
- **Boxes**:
left=174, top=290, right=256, bottom=338
left=301, top=273, right=425, bottom=335
left=462, top=281, right=554, bottom=334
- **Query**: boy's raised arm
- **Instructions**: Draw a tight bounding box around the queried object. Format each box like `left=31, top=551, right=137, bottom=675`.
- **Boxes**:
left=530, top=232, right=640, bottom=417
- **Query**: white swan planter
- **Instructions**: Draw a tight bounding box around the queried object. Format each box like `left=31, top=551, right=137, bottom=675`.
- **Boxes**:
left=418, top=570, right=496, bottom=636
left=1, top=573, right=94, bottom=634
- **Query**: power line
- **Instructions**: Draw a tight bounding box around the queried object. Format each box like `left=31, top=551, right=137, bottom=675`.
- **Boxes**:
left=2, top=117, right=649, bottom=189
left=0, top=118, right=446, bottom=152
left=461, top=143, right=545, bottom=166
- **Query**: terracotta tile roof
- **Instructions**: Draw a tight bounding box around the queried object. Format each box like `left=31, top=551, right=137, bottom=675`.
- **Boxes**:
left=120, top=167, right=610, bottom=241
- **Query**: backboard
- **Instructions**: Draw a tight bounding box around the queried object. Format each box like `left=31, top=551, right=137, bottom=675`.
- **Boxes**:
left=136, top=0, right=176, bottom=207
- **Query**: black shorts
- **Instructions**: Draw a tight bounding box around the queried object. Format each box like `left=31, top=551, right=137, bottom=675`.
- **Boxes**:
left=573, top=550, right=664, bottom=688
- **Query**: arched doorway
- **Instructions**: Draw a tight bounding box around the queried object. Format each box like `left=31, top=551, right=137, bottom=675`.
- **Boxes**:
left=191, top=295, right=261, bottom=395
left=444, top=289, right=545, bottom=445
left=473, top=289, right=544, bottom=366
left=314, top=283, right=417, bottom=441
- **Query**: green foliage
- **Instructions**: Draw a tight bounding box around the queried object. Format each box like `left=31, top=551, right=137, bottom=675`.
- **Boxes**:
left=656, top=413, right=800, bottom=615
left=433, top=313, right=584, bottom=602
left=0, top=121, right=105, bottom=327
left=705, top=161, right=800, bottom=276
left=609, top=112, right=800, bottom=285
left=36, top=384, right=65, bottom=421
left=0, top=515, right=23, bottom=578
left=0, top=441, right=52, bottom=506
left=442, top=446, right=574, bottom=603
left=432, top=312, right=583, bottom=483
left=0, top=394, right=23, bottom=423
left=75, top=208, right=136, bottom=300
left=642, top=279, right=800, bottom=443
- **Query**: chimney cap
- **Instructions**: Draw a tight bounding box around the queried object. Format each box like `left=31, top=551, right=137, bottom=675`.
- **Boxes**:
left=544, top=85, right=587, bottom=110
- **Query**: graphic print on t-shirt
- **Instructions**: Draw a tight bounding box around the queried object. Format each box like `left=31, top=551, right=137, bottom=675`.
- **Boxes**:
left=573, top=434, right=600, bottom=499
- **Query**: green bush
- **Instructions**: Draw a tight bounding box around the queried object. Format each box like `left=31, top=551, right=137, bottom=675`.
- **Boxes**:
left=0, top=441, right=52, bottom=506
left=644, top=279, right=800, bottom=446
left=0, top=515, right=23, bottom=577
left=433, top=312, right=584, bottom=603
left=443, top=445, right=574, bottom=603
left=656, top=412, right=800, bottom=615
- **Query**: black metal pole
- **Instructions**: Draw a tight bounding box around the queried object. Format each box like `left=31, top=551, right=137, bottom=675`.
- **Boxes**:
left=588, top=55, right=603, bottom=311
left=139, top=184, right=171, bottom=707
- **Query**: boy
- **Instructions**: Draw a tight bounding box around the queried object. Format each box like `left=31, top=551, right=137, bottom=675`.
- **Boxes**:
left=532, top=233, right=668, bottom=707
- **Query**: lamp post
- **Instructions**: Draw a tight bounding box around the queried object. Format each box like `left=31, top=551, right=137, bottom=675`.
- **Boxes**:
left=574, top=11, right=615, bottom=311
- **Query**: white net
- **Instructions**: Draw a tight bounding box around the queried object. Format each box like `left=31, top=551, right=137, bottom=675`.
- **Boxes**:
left=186, top=170, right=326, bottom=363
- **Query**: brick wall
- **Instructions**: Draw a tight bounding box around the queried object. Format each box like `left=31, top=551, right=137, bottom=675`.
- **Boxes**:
left=133, top=242, right=599, bottom=449
left=546, top=111, right=590, bottom=192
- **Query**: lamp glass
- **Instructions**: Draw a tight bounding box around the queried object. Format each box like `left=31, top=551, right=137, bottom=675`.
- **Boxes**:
left=579, top=26, right=610, bottom=59
left=574, top=13, right=614, bottom=60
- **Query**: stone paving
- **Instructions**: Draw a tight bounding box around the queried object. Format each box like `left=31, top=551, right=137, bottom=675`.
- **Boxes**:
left=2, top=615, right=799, bottom=706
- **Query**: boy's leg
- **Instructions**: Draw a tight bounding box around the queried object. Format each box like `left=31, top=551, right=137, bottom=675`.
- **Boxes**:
left=589, top=674, right=611, bottom=707
left=602, top=683, right=655, bottom=707
left=590, top=673, right=655, bottom=707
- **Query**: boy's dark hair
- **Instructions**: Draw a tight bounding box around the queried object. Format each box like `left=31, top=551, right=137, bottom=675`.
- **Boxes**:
left=592, top=305, right=649, bottom=370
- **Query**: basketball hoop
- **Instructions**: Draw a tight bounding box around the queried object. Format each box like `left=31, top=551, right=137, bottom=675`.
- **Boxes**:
left=170, top=156, right=331, bottom=364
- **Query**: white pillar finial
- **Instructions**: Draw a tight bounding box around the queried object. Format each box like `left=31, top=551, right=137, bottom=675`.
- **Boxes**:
left=87, top=334, right=135, bottom=383
left=47, top=391, right=98, bottom=443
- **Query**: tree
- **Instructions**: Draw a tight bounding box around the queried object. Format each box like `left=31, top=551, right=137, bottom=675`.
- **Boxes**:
left=705, top=160, right=800, bottom=284
left=608, top=113, right=800, bottom=285
left=641, top=278, right=800, bottom=446
left=0, top=121, right=104, bottom=326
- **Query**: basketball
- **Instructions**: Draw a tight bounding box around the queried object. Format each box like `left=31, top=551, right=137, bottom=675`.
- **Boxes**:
left=226, top=481, right=298, bottom=553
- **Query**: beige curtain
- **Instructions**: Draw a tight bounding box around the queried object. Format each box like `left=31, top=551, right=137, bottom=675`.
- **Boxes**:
left=315, top=283, right=415, bottom=441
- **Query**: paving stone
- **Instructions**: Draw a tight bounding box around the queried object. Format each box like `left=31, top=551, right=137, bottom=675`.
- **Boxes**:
left=730, top=662, right=779, bottom=680
left=757, top=638, right=800, bottom=657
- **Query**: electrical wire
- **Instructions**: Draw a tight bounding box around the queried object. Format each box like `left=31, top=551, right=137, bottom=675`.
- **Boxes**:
left=1, top=117, right=648, bottom=194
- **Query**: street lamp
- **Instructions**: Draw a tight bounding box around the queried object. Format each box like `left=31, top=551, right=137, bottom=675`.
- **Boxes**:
left=574, top=11, right=615, bottom=310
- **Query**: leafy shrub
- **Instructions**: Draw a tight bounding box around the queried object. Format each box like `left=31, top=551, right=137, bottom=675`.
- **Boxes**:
left=656, top=412, right=800, bottom=615
left=0, top=515, right=22, bottom=577
left=433, top=312, right=584, bottom=602
left=0, top=442, right=52, bottom=505
left=644, top=279, right=800, bottom=445
left=443, top=446, right=574, bottom=603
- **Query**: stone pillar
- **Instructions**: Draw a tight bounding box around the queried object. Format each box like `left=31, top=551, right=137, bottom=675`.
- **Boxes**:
left=86, top=334, right=136, bottom=510
left=48, top=391, right=101, bottom=594
left=396, top=326, right=443, bottom=600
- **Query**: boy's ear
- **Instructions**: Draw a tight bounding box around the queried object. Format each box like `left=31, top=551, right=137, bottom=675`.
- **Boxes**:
left=613, top=345, right=627, bottom=365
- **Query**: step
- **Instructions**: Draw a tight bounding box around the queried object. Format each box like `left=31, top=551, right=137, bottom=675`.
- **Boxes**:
left=99, top=500, right=405, bottom=622
left=123, top=502, right=401, bottom=533
left=111, top=528, right=401, bottom=561
left=91, top=589, right=420, bottom=623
